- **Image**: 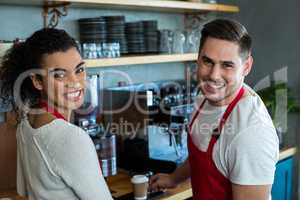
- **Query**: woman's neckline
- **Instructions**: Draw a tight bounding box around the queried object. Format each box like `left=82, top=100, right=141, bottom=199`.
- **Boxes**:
left=23, top=115, right=62, bottom=132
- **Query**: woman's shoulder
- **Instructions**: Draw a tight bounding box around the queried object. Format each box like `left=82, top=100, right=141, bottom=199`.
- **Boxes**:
left=46, top=119, right=89, bottom=140
left=34, top=119, right=92, bottom=152
left=36, top=119, right=95, bottom=164
left=32, top=119, right=97, bottom=178
left=53, top=119, right=84, bottom=132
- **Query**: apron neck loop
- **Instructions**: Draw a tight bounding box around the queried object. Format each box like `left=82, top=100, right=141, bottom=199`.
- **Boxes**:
left=40, top=100, right=66, bottom=121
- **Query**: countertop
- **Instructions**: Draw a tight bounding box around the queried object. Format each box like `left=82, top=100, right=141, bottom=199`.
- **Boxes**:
left=279, top=147, right=297, bottom=161
left=0, top=147, right=296, bottom=200
left=106, top=169, right=192, bottom=200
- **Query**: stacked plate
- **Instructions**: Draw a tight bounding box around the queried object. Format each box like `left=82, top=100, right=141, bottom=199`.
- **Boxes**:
left=143, top=20, right=159, bottom=53
left=78, top=17, right=159, bottom=55
left=104, top=16, right=128, bottom=54
left=78, top=17, right=107, bottom=43
left=125, top=22, right=145, bottom=54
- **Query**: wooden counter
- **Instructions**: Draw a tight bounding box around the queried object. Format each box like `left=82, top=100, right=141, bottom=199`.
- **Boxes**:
left=0, top=170, right=191, bottom=200
left=107, top=146, right=297, bottom=200
left=0, top=147, right=296, bottom=200
left=0, top=190, right=26, bottom=200
left=106, top=169, right=192, bottom=200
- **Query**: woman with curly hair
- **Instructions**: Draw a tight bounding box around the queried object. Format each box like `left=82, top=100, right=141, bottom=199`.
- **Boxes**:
left=0, top=28, right=112, bottom=200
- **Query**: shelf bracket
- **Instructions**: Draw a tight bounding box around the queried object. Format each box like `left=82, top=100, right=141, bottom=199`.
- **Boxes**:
left=42, top=1, right=70, bottom=28
left=183, top=13, right=209, bottom=30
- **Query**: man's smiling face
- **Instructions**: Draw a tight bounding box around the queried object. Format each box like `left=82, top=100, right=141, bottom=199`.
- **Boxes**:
left=197, top=37, right=252, bottom=106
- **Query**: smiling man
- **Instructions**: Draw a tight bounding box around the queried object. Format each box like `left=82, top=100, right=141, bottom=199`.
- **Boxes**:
left=150, top=19, right=279, bottom=200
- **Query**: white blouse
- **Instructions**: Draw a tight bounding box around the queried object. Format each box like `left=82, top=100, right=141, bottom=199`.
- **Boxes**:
left=16, top=118, right=113, bottom=200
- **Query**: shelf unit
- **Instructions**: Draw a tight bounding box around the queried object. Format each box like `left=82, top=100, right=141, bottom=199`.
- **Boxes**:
left=0, top=0, right=239, bottom=13
left=84, top=53, right=198, bottom=68
left=0, top=0, right=239, bottom=68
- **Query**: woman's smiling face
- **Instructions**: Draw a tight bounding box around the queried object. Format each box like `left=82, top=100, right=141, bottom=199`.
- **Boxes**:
left=36, top=47, right=86, bottom=112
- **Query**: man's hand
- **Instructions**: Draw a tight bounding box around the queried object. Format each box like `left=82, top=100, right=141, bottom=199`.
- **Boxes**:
left=149, top=173, right=177, bottom=192
left=149, top=159, right=190, bottom=192
left=232, top=184, right=271, bottom=200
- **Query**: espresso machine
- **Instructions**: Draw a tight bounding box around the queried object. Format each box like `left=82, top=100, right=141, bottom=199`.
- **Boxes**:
left=102, top=80, right=198, bottom=173
left=73, top=74, right=117, bottom=177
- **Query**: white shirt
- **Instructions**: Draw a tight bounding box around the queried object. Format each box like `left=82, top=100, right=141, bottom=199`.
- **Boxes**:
left=190, top=84, right=279, bottom=185
left=16, top=118, right=113, bottom=200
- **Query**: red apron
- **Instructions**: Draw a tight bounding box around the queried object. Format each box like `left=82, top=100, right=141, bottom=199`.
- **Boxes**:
left=188, top=87, right=245, bottom=200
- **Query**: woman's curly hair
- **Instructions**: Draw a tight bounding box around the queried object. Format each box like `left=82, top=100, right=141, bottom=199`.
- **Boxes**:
left=0, top=28, right=79, bottom=113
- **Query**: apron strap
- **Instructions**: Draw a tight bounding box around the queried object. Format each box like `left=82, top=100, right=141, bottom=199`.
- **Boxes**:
left=40, top=100, right=66, bottom=121
left=190, top=86, right=245, bottom=136
left=189, top=99, right=206, bottom=131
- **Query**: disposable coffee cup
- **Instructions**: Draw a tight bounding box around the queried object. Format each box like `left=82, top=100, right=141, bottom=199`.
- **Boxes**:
left=131, top=175, right=149, bottom=200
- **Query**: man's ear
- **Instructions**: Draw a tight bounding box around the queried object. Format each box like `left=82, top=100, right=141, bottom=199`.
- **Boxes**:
left=30, top=74, right=43, bottom=91
left=242, top=55, right=253, bottom=77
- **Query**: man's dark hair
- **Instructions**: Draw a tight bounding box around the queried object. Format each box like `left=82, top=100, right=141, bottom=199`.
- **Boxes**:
left=199, top=18, right=252, bottom=60
left=0, top=28, right=79, bottom=111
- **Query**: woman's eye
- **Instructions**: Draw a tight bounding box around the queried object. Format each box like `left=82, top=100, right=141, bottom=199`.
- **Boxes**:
left=76, top=67, right=85, bottom=74
left=53, top=72, right=65, bottom=79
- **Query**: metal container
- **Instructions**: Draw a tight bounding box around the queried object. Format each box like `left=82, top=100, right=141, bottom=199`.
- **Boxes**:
left=94, top=133, right=117, bottom=177
left=73, top=74, right=100, bottom=137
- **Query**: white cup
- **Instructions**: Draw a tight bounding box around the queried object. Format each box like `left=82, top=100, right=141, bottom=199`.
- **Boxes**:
left=131, top=175, right=149, bottom=200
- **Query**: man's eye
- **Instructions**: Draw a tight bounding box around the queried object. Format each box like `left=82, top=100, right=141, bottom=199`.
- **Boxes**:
left=203, top=59, right=214, bottom=67
left=223, top=63, right=234, bottom=68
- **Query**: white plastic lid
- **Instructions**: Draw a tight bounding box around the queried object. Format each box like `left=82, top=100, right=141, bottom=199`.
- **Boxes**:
left=131, top=175, right=149, bottom=184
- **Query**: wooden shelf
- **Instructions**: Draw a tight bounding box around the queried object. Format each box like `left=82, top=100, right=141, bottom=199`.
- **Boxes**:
left=0, top=0, right=239, bottom=13
left=84, top=53, right=198, bottom=68
left=0, top=0, right=238, bottom=67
